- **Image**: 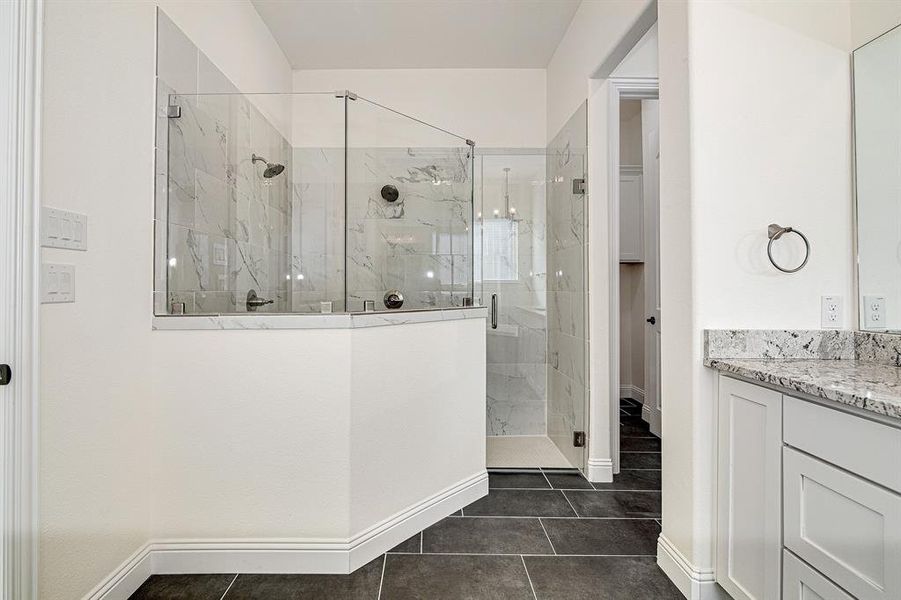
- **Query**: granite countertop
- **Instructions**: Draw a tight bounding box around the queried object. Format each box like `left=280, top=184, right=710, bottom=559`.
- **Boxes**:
left=705, top=358, right=901, bottom=422
left=704, top=329, right=901, bottom=423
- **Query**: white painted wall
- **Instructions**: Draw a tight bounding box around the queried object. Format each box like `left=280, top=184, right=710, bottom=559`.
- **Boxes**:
left=656, top=0, right=856, bottom=590
left=546, top=0, right=654, bottom=142
left=611, top=22, right=659, bottom=79
left=349, top=321, right=486, bottom=533
left=41, top=2, right=486, bottom=599
left=851, top=0, right=901, bottom=49
left=41, top=1, right=295, bottom=596
left=293, top=69, right=546, bottom=148
left=40, top=3, right=156, bottom=598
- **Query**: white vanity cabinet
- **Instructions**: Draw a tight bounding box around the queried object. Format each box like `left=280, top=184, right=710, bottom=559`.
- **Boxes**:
left=716, top=374, right=901, bottom=600
left=716, top=377, right=783, bottom=600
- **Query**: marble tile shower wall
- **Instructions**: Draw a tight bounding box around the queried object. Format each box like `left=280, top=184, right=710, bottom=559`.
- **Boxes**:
left=343, top=147, right=473, bottom=312
left=154, top=11, right=291, bottom=315
left=546, top=104, right=588, bottom=468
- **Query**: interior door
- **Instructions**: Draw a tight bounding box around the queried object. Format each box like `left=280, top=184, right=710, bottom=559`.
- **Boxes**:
left=641, top=100, right=662, bottom=437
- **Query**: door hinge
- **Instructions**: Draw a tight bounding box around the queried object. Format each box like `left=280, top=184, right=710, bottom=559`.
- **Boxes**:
left=573, top=430, right=586, bottom=447
left=167, top=104, right=181, bottom=118
left=572, top=178, right=586, bottom=194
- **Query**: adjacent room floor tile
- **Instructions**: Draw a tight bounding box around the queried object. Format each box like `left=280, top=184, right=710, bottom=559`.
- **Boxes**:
left=564, top=490, right=661, bottom=518
left=592, top=469, right=661, bottom=491
left=620, top=422, right=656, bottom=437
left=524, top=555, right=684, bottom=599
left=381, top=554, right=534, bottom=600
left=542, top=469, right=594, bottom=490
left=541, top=518, right=660, bottom=555
left=129, top=574, right=236, bottom=600
left=222, top=557, right=382, bottom=599
left=620, top=452, right=662, bottom=469
left=463, top=489, right=576, bottom=517
left=488, top=470, right=550, bottom=489
left=388, top=532, right=421, bottom=553
left=620, top=436, right=661, bottom=452
left=422, top=516, right=553, bottom=555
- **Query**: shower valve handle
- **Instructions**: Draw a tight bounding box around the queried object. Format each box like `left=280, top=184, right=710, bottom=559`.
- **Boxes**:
left=246, top=289, right=274, bottom=311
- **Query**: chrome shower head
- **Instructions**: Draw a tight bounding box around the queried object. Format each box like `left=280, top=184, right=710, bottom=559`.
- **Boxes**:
left=251, top=153, right=285, bottom=178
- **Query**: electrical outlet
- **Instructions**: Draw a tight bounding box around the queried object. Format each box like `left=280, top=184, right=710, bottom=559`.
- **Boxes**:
left=863, top=295, right=887, bottom=330
left=821, top=295, right=843, bottom=329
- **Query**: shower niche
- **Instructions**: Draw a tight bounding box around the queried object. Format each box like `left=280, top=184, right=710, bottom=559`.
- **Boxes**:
left=154, top=87, right=475, bottom=316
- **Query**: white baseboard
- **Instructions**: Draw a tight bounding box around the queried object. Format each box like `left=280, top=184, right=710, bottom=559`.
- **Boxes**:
left=657, top=535, right=728, bottom=600
left=82, top=544, right=153, bottom=600
left=586, top=458, right=614, bottom=483
left=85, top=471, right=488, bottom=600
left=619, top=384, right=645, bottom=403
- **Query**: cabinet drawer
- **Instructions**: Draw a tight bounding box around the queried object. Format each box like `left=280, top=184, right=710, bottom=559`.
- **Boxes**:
left=783, top=550, right=854, bottom=600
left=784, top=447, right=901, bottom=600
left=783, top=395, right=901, bottom=493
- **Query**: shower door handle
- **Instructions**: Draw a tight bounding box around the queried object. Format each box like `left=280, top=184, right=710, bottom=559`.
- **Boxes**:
left=490, top=294, right=498, bottom=329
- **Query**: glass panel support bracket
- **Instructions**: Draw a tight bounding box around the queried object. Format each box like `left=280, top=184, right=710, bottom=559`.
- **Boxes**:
left=335, top=89, right=358, bottom=100
left=167, top=104, right=181, bottom=118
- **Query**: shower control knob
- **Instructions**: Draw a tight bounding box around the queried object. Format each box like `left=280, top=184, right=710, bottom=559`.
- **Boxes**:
left=383, top=290, right=404, bottom=309
left=381, top=184, right=400, bottom=203
left=0, top=364, right=10, bottom=386
left=646, top=316, right=656, bottom=325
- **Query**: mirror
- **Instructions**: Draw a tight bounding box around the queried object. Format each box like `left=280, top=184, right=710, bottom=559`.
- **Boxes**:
left=854, top=24, right=901, bottom=332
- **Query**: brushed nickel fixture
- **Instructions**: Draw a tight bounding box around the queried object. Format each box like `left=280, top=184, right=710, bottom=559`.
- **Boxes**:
left=251, top=154, right=285, bottom=178
left=246, top=289, right=274, bottom=311
left=381, top=184, right=400, bottom=203
left=383, top=290, right=404, bottom=309
left=767, top=223, right=810, bottom=273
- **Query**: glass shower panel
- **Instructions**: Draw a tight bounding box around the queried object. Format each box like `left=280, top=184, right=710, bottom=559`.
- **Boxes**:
left=290, top=93, right=347, bottom=313
left=479, top=152, right=549, bottom=436
left=158, top=91, right=343, bottom=315
left=546, top=102, right=588, bottom=471
left=345, top=96, right=474, bottom=312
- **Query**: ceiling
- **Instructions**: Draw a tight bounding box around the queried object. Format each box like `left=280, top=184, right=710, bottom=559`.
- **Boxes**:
left=251, top=0, right=581, bottom=70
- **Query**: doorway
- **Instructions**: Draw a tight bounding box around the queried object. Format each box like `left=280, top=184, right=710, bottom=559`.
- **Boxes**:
left=609, top=83, right=661, bottom=493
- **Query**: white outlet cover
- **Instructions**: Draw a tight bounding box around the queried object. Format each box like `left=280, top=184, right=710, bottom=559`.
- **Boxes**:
left=863, top=295, right=887, bottom=330
left=820, top=295, right=843, bottom=329
left=41, top=264, right=75, bottom=303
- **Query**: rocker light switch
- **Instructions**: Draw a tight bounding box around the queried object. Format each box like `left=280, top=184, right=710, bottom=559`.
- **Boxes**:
left=41, top=264, right=75, bottom=303
left=42, top=207, right=87, bottom=250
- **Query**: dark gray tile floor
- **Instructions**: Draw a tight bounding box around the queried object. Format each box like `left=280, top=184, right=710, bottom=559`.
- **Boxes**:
left=129, top=398, right=669, bottom=599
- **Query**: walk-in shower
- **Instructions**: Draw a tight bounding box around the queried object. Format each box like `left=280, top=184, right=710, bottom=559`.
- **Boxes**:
left=154, top=90, right=475, bottom=315
left=476, top=101, right=589, bottom=472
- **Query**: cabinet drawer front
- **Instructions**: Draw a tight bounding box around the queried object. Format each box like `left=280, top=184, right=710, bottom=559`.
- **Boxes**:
left=784, top=448, right=901, bottom=600
left=784, top=395, right=901, bottom=493
left=783, top=551, right=854, bottom=600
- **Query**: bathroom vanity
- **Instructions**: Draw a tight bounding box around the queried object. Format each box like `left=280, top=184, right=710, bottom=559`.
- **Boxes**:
left=706, top=331, right=901, bottom=600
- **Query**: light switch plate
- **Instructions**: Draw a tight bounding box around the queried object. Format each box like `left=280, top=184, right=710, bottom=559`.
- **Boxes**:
left=42, top=207, right=87, bottom=250
left=820, top=295, right=843, bottom=329
left=41, top=264, right=75, bottom=303
left=863, top=295, right=887, bottom=330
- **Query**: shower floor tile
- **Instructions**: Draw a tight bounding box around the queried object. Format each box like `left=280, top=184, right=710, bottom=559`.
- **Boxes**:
left=486, top=435, right=573, bottom=468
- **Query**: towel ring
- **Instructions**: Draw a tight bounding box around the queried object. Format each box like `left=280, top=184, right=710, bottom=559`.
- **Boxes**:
left=767, top=223, right=810, bottom=273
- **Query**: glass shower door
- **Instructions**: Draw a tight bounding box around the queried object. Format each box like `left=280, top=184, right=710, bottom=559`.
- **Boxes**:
left=546, top=102, right=588, bottom=471
left=479, top=153, right=549, bottom=439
